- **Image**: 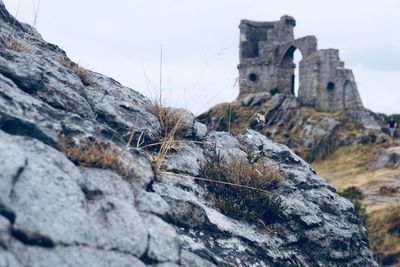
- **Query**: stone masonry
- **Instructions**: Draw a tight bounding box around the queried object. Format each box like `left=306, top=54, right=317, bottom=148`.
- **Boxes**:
left=238, top=16, right=365, bottom=113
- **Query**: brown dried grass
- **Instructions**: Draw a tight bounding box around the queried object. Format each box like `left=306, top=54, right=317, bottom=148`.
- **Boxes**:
left=145, top=121, right=181, bottom=173
left=224, top=158, right=283, bottom=190
left=145, top=102, right=184, bottom=173
left=56, top=57, right=93, bottom=86
left=368, top=205, right=400, bottom=266
left=59, top=137, right=126, bottom=177
left=149, top=102, right=183, bottom=137
left=3, top=39, right=27, bottom=52
left=200, top=147, right=285, bottom=225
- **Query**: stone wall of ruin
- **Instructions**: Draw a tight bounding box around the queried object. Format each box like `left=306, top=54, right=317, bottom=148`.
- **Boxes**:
left=238, top=16, right=364, bottom=113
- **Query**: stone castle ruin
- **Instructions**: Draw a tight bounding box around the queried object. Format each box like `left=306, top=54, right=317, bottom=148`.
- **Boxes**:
left=238, top=16, right=365, bottom=113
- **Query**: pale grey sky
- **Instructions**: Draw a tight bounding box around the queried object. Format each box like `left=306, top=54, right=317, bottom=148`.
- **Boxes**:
left=4, top=0, right=400, bottom=115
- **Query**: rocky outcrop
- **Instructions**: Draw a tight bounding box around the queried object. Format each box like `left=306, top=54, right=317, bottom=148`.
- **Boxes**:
left=0, top=129, right=378, bottom=266
left=0, top=2, right=378, bottom=266
left=369, top=146, right=400, bottom=170
left=198, top=94, right=386, bottom=162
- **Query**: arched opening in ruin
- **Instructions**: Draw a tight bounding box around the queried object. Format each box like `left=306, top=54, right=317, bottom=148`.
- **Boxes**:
left=293, top=50, right=302, bottom=97
left=281, top=45, right=303, bottom=97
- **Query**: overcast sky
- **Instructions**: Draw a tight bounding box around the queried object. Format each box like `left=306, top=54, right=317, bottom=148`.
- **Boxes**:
left=4, top=0, right=400, bottom=115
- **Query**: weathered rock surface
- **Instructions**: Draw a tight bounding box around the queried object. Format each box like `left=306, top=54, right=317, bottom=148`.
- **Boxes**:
left=369, top=146, right=400, bottom=170
left=0, top=2, right=378, bottom=267
left=164, top=141, right=205, bottom=176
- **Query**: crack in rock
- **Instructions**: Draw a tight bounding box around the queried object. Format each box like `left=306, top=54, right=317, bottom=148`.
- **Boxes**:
left=0, top=202, right=16, bottom=224
left=9, top=159, right=28, bottom=199
left=11, top=228, right=55, bottom=248
left=80, top=185, right=104, bottom=201
left=139, top=233, right=158, bottom=265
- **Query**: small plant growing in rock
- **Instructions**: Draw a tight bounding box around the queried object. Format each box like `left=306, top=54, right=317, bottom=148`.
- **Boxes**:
left=352, top=200, right=368, bottom=225
left=1, top=38, right=27, bottom=52
left=200, top=145, right=285, bottom=226
left=270, top=87, right=280, bottom=95
left=340, top=186, right=363, bottom=200
left=56, top=57, right=93, bottom=86
left=144, top=124, right=181, bottom=174
left=306, top=135, right=337, bottom=162
left=59, top=136, right=127, bottom=177
left=339, top=186, right=367, bottom=225
left=145, top=102, right=184, bottom=173
left=149, top=103, right=183, bottom=138
left=223, top=104, right=237, bottom=120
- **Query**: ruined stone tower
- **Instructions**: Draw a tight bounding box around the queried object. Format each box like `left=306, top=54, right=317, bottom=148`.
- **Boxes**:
left=238, top=16, right=365, bottom=113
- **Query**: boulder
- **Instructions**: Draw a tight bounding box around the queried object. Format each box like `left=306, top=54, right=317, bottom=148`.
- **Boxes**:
left=0, top=131, right=148, bottom=257
left=164, top=141, right=205, bottom=176
left=193, top=121, right=207, bottom=140
left=369, top=147, right=400, bottom=170
left=141, top=214, right=180, bottom=263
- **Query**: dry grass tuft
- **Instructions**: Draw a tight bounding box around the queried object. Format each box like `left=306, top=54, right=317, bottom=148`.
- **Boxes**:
left=368, top=205, right=400, bottom=266
left=145, top=121, right=181, bottom=173
left=379, top=186, right=400, bottom=196
left=145, top=102, right=184, bottom=173
left=59, top=137, right=126, bottom=177
left=200, top=145, right=285, bottom=226
left=3, top=39, right=27, bottom=52
left=56, top=57, right=93, bottom=86
left=149, top=102, right=183, bottom=137
left=223, top=158, right=283, bottom=190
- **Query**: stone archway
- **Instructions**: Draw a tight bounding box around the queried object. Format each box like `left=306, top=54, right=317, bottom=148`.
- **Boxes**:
left=280, top=45, right=302, bottom=96
left=278, top=36, right=317, bottom=96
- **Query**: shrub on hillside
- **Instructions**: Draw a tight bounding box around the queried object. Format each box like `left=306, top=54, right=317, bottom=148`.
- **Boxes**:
left=200, top=145, right=285, bottom=226
left=340, top=186, right=363, bottom=200
left=306, top=135, right=337, bottom=162
left=340, top=186, right=367, bottom=225
left=270, top=87, right=280, bottom=95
